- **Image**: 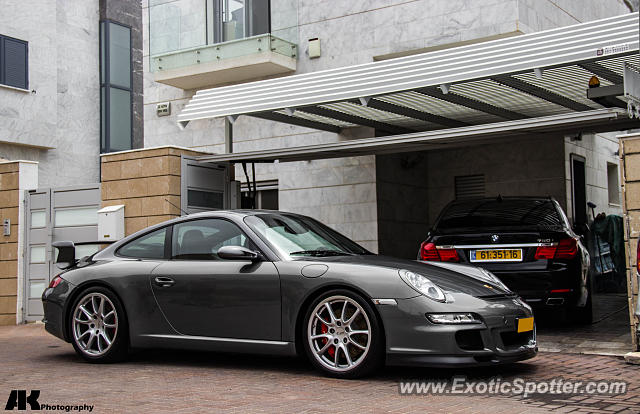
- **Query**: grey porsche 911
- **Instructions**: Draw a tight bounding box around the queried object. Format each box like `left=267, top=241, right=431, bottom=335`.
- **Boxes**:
left=42, top=210, right=536, bottom=378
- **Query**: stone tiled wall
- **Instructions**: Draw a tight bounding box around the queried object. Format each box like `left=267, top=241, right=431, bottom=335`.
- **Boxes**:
left=277, top=156, right=378, bottom=253
left=100, top=146, right=207, bottom=236
left=619, top=135, right=640, bottom=350
left=0, top=162, right=20, bottom=325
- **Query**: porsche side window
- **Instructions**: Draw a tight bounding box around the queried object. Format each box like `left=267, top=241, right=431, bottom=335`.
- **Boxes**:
left=117, top=227, right=167, bottom=259
left=171, top=219, right=254, bottom=260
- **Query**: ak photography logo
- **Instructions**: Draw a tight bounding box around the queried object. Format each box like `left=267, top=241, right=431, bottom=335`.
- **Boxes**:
left=4, top=390, right=94, bottom=412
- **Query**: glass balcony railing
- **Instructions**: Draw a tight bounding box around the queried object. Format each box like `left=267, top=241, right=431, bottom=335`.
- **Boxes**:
left=149, top=0, right=298, bottom=72
left=150, top=33, right=296, bottom=72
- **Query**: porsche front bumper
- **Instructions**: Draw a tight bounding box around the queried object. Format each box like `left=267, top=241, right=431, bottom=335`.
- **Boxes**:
left=376, top=294, right=537, bottom=367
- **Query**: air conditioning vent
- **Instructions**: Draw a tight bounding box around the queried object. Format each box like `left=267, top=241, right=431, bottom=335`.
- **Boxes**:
left=455, top=174, right=485, bottom=199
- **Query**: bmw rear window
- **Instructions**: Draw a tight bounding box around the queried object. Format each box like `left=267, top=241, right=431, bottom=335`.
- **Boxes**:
left=436, top=199, right=563, bottom=230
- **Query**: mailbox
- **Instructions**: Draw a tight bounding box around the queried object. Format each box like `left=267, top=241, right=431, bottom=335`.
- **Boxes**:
left=97, top=205, right=125, bottom=242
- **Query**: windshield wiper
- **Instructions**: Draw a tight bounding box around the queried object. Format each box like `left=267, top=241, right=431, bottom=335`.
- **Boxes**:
left=289, top=250, right=354, bottom=257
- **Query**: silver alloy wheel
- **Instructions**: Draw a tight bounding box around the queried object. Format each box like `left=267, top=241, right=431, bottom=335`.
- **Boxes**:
left=72, top=293, right=118, bottom=357
left=307, top=295, right=372, bottom=372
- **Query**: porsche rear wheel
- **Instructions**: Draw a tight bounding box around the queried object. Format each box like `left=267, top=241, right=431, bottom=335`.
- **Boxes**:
left=69, top=286, right=129, bottom=363
left=303, top=290, right=383, bottom=378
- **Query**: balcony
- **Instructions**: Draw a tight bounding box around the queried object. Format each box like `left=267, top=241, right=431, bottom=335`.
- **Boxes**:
left=149, top=0, right=298, bottom=90
left=151, top=34, right=296, bottom=89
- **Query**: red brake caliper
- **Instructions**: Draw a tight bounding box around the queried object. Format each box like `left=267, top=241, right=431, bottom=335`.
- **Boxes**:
left=320, top=323, right=335, bottom=358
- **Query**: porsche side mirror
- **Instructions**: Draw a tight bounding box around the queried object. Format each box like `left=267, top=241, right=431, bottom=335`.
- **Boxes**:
left=217, top=246, right=260, bottom=261
left=52, top=240, right=77, bottom=269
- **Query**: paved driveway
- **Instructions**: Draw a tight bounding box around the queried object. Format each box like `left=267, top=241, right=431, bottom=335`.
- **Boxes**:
left=0, top=325, right=638, bottom=413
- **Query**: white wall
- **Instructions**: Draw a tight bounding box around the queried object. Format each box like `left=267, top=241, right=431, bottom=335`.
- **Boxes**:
left=565, top=132, right=624, bottom=223
left=0, top=0, right=101, bottom=187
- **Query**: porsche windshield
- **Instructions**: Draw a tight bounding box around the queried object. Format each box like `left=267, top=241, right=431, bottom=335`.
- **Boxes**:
left=244, top=213, right=369, bottom=258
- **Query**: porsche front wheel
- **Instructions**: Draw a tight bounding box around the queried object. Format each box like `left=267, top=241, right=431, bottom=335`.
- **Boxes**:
left=303, top=290, right=383, bottom=378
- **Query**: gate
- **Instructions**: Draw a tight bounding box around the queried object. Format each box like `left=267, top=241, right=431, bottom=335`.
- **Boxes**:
left=180, top=157, right=238, bottom=214
left=23, top=184, right=101, bottom=321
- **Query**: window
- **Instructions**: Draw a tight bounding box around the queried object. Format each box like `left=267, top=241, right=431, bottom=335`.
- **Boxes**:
left=171, top=219, right=254, bottom=260
left=218, top=0, right=270, bottom=42
left=187, top=190, right=224, bottom=209
left=241, top=189, right=278, bottom=209
left=245, top=214, right=369, bottom=258
left=454, top=174, right=485, bottom=199
left=0, top=34, right=28, bottom=89
left=118, top=227, right=168, bottom=259
left=100, top=21, right=132, bottom=153
left=607, top=162, right=620, bottom=205
left=150, top=0, right=270, bottom=55
left=30, top=246, right=46, bottom=263
left=30, top=211, right=45, bottom=228
left=436, top=198, right=563, bottom=230
left=54, top=207, right=99, bottom=227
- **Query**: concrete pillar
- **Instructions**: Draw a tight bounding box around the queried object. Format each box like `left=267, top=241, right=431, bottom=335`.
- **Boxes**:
left=618, top=134, right=640, bottom=350
left=0, top=161, right=38, bottom=325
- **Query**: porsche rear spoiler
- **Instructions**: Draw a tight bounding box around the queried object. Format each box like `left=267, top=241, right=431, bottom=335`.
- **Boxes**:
left=52, top=241, right=77, bottom=270
left=52, top=240, right=114, bottom=270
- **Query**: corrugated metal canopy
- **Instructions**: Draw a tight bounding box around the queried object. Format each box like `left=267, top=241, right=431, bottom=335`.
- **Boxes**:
left=179, top=13, right=639, bottom=133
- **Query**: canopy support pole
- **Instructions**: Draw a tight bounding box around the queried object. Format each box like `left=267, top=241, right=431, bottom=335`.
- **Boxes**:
left=225, top=117, right=234, bottom=181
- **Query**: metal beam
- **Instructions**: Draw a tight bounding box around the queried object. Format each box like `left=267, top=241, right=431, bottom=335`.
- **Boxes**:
left=586, top=84, right=627, bottom=108
left=416, top=87, right=528, bottom=120
left=586, top=83, right=624, bottom=98
left=491, top=76, right=593, bottom=111
left=195, top=109, right=627, bottom=164
left=298, top=105, right=414, bottom=135
left=363, top=99, right=469, bottom=128
left=249, top=111, right=342, bottom=134
left=579, top=61, right=624, bottom=84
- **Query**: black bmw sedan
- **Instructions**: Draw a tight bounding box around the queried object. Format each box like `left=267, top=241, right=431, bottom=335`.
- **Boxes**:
left=43, top=210, right=536, bottom=378
left=418, top=197, right=591, bottom=323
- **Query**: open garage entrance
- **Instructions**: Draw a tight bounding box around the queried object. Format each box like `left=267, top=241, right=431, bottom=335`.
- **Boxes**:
left=373, top=135, right=633, bottom=356
left=177, top=13, right=640, bottom=354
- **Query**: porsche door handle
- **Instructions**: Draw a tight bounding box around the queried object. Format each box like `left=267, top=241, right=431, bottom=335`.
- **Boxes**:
left=154, top=276, right=175, bottom=288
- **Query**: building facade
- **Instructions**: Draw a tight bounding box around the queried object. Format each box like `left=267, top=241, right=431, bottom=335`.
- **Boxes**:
left=143, top=0, right=631, bottom=255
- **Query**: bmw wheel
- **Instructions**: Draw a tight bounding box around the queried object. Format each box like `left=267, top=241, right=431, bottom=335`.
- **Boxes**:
left=303, top=290, right=383, bottom=378
left=69, top=287, right=128, bottom=363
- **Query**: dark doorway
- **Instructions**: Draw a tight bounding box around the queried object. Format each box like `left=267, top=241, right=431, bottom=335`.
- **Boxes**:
left=571, top=155, right=587, bottom=226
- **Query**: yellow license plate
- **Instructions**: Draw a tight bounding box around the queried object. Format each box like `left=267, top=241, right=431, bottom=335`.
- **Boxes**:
left=470, top=249, right=522, bottom=262
left=517, top=317, right=534, bottom=333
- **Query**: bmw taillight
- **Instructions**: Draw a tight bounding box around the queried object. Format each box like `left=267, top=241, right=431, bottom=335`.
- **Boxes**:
left=419, top=242, right=459, bottom=262
left=534, top=238, right=578, bottom=260
left=555, top=238, right=578, bottom=259
left=48, top=274, right=63, bottom=289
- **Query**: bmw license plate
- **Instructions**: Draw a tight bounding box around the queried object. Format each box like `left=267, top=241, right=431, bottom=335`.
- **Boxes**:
left=470, top=249, right=522, bottom=262
left=517, top=317, right=534, bottom=333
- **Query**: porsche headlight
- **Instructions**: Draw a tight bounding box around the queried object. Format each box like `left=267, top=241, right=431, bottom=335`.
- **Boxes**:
left=479, top=268, right=511, bottom=292
left=399, top=269, right=446, bottom=302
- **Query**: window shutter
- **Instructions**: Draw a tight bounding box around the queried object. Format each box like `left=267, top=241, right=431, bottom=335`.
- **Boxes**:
left=455, top=174, right=485, bottom=199
left=3, top=37, right=28, bottom=89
